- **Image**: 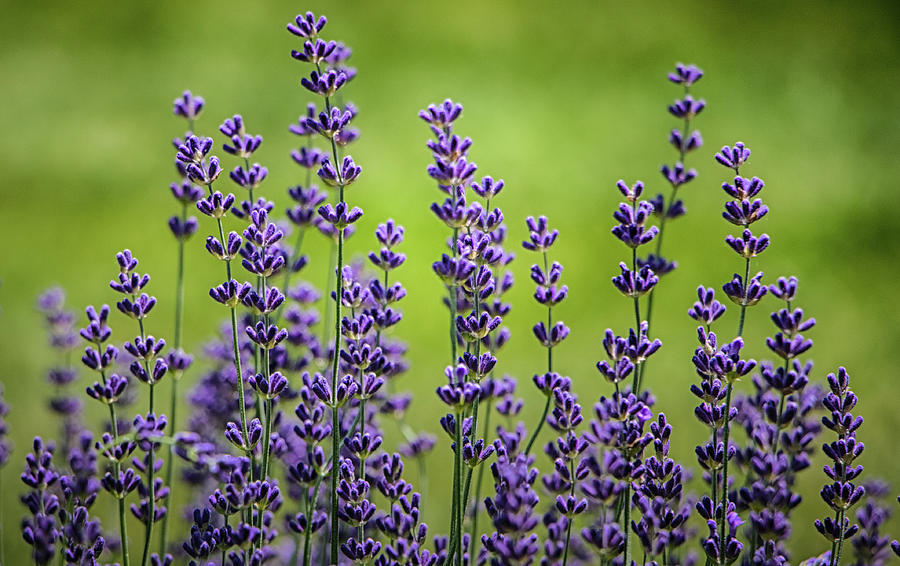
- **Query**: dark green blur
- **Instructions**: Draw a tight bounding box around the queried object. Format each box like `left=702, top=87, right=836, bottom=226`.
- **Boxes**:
left=1, top=0, right=899, bottom=561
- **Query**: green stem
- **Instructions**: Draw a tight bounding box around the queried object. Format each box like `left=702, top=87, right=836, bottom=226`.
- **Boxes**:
left=469, top=399, right=492, bottom=558
left=158, top=203, right=187, bottom=555
left=623, top=481, right=632, bottom=566
left=524, top=394, right=552, bottom=456
left=719, top=383, right=733, bottom=565
left=454, top=410, right=464, bottom=566
left=737, top=257, right=750, bottom=338
left=326, top=140, right=346, bottom=566
left=561, top=458, right=576, bottom=566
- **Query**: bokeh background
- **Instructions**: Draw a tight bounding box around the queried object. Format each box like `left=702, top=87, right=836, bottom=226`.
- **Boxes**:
left=2, top=0, right=899, bottom=561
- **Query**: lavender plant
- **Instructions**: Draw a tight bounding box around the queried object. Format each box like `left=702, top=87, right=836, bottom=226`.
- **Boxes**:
left=7, top=14, right=896, bottom=566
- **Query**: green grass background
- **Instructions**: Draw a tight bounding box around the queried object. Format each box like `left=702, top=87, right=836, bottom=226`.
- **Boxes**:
left=1, top=0, right=899, bottom=561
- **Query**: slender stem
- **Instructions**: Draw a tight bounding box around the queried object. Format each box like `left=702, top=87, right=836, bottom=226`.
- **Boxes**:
left=229, top=307, right=250, bottom=450
left=719, top=383, right=733, bottom=565
left=630, top=246, right=644, bottom=393
left=524, top=395, right=552, bottom=456
left=449, top=230, right=460, bottom=366
left=737, top=257, right=751, bottom=338
left=623, top=481, right=632, bottom=566
left=328, top=224, right=344, bottom=566
left=469, top=399, right=492, bottom=558
left=445, top=408, right=463, bottom=566
left=454, top=410, right=464, bottom=566
left=159, top=201, right=188, bottom=555
left=525, top=254, right=555, bottom=454
left=133, top=314, right=156, bottom=566
left=99, top=366, right=130, bottom=566
left=326, top=141, right=347, bottom=566
left=561, top=458, right=576, bottom=566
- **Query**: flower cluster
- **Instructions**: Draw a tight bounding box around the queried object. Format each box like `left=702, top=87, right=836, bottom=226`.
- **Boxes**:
left=8, top=13, right=898, bottom=566
left=728, top=278, right=821, bottom=563
left=814, top=367, right=866, bottom=565
left=605, top=179, right=663, bottom=395
left=422, top=98, right=514, bottom=566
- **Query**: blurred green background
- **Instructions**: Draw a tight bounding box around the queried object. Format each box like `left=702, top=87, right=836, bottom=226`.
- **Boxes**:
left=2, top=0, right=899, bottom=561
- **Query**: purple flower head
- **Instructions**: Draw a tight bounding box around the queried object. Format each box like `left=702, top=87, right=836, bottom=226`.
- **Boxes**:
left=722, top=175, right=764, bottom=201
left=649, top=192, right=686, bottom=220
left=661, top=162, right=697, bottom=188
left=124, top=334, right=165, bottom=361
left=245, top=321, right=288, bottom=350
left=173, top=90, right=204, bottom=121
left=79, top=304, right=111, bottom=344
left=725, top=228, right=770, bottom=258
left=431, top=194, right=482, bottom=229
left=176, top=135, right=214, bottom=164
left=291, top=145, right=326, bottom=168
left=637, top=253, right=677, bottom=277
left=428, top=155, right=478, bottom=188
left=668, top=62, right=704, bottom=86
left=522, top=215, right=558, bottom=252
left=612, top=200, right=658, bottom=248
left=129, top=357, right=168, bottom=386
left=306, top=106, right=353, bottom=140
left=668, top=94, right=706, bottom=119
left=186, top=156, right=222, bottom=186
left=723, top=270, right=768, bottom=307
left=116, top=293, right=156, bottom=320
left=197, top=191, right=235, bottom=218
left=287, top=11, right=327, bottom=39
left=317, top=202, right=363, bottom=230
left=317, top=155, right=361, bottom=187
left=689, top=286, right=727, bottom=326
left=109, top=269, right=150, bottom=295
left=769, top=276, right=799, bottom=302
left=205, top=231, right=243, bottom=261
left=168, top=215, right=198, bottom=240
left=723, top=197, right=768, bottom=226
left=419, top=99, right=463, bottom=132
left=716, top=142, right=751, bottom=171
left=291, top=37, right=338, bottom=64
left=669, top=127, right=703, bottom=154
left=225, top=418, right=263, bottom=452
left=300, top=68, right=348, bottom=97
left=612, top=262, right=658, bottom=298
left=582, top=523, right=625, bottom=560
left=229, top=163, right=268, bottom=190
left=472, top=176, right=504, bottom=199
left=457, top=312, right=503, bottom=342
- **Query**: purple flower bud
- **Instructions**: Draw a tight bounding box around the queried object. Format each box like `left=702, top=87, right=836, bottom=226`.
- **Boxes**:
left=173, top=90, right=204, bottom=121
left=300, top=69, right=348, bottom=97
left=668, top=62, right=703, bottom=86
left=287, top=11, right=327, bottom=39
left=197, top=191, right=235, bottom=218
left=715, top=142, right=751, bottom=171
left=229, top=163, right=267, bottom=190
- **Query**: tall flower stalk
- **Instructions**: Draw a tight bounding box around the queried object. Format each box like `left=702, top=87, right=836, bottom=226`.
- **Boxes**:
left=522, top=216, right=569, bottom=456
left=639, top=63, right=704, bottom=392
left=815, top=367, right=866, bottom=566
left=422, top=99, right=508, bottom=565
left=108, top=249, right=170, bottom=566
left=158, top=89, right=203, bottom=554
left=288, top=11, right=363, bottom=563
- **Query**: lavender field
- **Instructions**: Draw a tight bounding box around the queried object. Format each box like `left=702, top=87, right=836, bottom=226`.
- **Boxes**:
left=1, top=1, right=899, bottom=565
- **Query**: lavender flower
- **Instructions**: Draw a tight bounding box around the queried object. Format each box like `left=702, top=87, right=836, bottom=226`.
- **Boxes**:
left=815, top=367, right=866, bottom=565
left=607, top=179, right=663, bottom=395
left=638, top=63, right=704, bottom=393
